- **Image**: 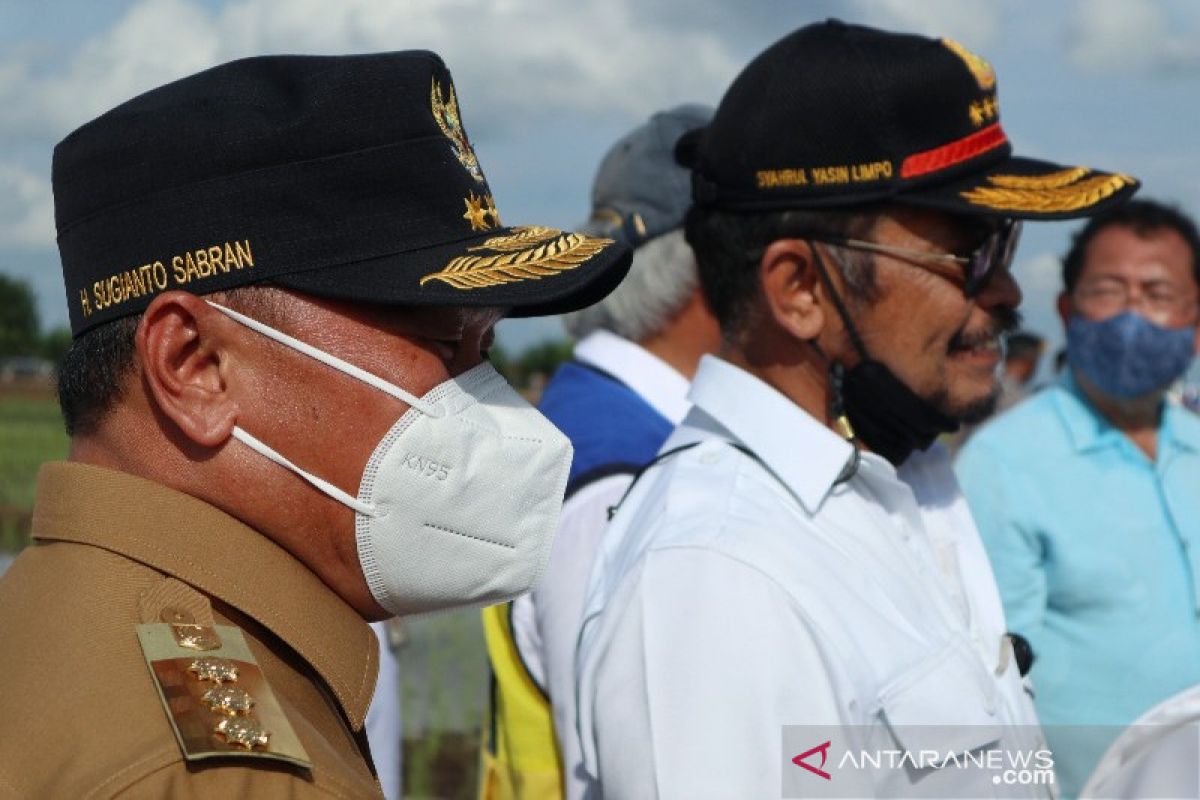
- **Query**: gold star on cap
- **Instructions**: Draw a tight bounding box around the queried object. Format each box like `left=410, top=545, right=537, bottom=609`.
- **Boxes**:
left=482, top=194, right=501, bottom=228
left=463, top=192, right=491, bottom=231
left=188, top=657, right=239, bottom=684
left=215, top=717, right=271, bottom=750
left=202, top=685, right=256, bottom=716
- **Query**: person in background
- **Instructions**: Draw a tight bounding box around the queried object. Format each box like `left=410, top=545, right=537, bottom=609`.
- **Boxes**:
left=997, top=330, right=1044, bottom=412
left=957, top=199, right=1200, bottom=796
left=479, top=104, right=720, bottom=800
left=575, top=19, right=1138, bottom=799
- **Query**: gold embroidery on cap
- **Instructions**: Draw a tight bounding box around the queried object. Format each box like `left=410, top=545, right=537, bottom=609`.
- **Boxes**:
left=462, top=192, right=500, bottom=232
left=968, top=94, right=999, bottom=127
left=943, top=39, right=996, bottom=91
left=419, top=226, right=612, bottom=290
left=986, top=167, right=1091, bottom=190
left=84, top=239, right=255, bottom=318
left=961, top=171, right=1134, bottom=213
left=215, top=717, right=271, bottom=751
left=431, top=78, right=485, bottom=184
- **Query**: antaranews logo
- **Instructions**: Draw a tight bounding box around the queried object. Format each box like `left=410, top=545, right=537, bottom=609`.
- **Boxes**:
left=782, top=725, right=1058, bottom=798
left=791, top=740, right=832, bottom=780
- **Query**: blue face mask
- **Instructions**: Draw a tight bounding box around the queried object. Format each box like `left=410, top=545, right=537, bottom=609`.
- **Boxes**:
left=1066, top=311, right=1196, bottom=399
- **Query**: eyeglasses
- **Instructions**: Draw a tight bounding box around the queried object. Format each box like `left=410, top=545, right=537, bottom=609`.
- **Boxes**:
left=807, top=219, right=1023, bottom=297
left=1073, top=279, right=1199, bottom=320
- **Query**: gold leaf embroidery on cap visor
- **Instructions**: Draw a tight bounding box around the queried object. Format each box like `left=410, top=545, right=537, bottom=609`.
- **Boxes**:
left=986, top=167, right=1091, bottom=190
left=420, top=225, right=613, bottom=290
left=961, top=171, right=1134, bottom=213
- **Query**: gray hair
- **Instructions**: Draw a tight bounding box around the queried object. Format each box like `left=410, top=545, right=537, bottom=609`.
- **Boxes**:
left=562, top=229, right=698, bottom=342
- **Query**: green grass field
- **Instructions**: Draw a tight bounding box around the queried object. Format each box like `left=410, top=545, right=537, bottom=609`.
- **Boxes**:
left=0, top=387, right=485, bottom=797
left=0, top=389, right=68, bottom=551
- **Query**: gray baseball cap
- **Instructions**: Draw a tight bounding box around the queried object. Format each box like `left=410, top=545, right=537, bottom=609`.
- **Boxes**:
left=582, top=103, right=714, bottom=247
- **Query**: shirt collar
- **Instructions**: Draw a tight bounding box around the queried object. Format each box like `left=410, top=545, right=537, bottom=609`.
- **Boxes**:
left=1053, top=369, right=1200, bottom=455
left=31, top=461, right=379, bottom=731
left=687, top=355, right=855, bottom=514
left=573, top=330, right=691, bottom=424
left=1164, top=398, right=1200, bottom=453
left=1052, top=369, right=1128, bottom=453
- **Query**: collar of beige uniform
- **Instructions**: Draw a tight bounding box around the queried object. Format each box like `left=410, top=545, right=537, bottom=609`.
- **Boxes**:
left=30, top=460, right=379, bottom=731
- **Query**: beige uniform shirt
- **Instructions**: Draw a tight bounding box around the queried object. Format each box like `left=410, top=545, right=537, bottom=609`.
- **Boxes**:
left=0, top=462, right=384, bottom=798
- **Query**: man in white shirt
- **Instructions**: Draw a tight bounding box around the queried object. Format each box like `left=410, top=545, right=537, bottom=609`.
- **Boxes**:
left=479, top=105, right=721, bottom=799
left=575, top=20, right=1140, bottom=799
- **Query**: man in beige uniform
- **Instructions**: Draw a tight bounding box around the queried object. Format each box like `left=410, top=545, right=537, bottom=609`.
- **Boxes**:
left=0, top=52, right=628, bottom=798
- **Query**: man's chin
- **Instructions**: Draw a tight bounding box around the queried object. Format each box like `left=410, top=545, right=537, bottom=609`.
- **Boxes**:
left=928, top=383, right=1001, bottom=425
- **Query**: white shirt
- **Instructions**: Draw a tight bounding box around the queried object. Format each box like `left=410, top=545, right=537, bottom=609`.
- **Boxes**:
left=1081, top=683, right=1200, bottom=799
left=510, top=330, right=691, bottom=800
left=575, top=356, right=1047, bottom=799
left=366, top=621, right=402, bottom=800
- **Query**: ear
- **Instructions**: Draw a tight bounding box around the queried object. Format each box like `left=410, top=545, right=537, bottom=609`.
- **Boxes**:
left=759, top=239, right=826, bottom=341
left=136, top=292, right=239, bottom=448
left=1056, top=291, right=1072, bottom=329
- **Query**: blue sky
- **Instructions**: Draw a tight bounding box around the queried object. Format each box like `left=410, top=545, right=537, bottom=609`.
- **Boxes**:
left=1, top=0, right=1198, bottom=367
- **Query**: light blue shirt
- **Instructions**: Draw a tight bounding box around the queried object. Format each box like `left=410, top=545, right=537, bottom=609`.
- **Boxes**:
left=957, top=371, right=1200, bottom=797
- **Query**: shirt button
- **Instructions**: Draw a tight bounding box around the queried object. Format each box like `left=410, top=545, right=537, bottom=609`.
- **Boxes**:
left=984, top=698, right=996, bottom=716
left=700, top=451, right=720, bottom=464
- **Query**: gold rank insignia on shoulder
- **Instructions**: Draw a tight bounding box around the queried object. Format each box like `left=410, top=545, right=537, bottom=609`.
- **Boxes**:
left=420, top=226, right=613, bottom=290
left=136, top=623, right=311, bottom=769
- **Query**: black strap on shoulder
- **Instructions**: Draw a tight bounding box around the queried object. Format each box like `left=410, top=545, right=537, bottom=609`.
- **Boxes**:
left=606, top=440, right=766, bottom=521
left=565, top=462, right=643, bottom=500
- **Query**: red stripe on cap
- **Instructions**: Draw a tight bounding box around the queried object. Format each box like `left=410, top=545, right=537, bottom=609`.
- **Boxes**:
left=900, top=123, right=1008, bottom=179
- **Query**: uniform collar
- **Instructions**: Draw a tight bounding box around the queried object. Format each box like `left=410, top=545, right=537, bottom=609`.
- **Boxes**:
left=574, top=330, right=691, bottom=424
left=687, top=355, right=855, bottom=514
left=30, top=461, right=379, bottom=731
left=1053, top=369, right=1200, bottom=456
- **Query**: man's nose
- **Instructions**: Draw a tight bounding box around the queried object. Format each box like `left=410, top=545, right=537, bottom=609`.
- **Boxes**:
left=977, top=266, right=1022, bottom=311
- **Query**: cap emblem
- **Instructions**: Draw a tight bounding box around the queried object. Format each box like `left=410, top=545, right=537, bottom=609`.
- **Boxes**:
left=420, top=226, right=612, bottom=290
left=462, top=191, right=501, bottom=231
left=961, top=170, right=1135, bottom=213
left=431, top=78, right=485, bottom=183
left=942, top=39, right=996, bottom=91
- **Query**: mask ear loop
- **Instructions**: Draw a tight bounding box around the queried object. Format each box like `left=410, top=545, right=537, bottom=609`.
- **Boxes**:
left=806, top=242, right=863, bottom=484
left=207, top=301, right=444, bottom=418
left=231, top=427, right=378, bottom=517
left=206, top=300, right=446, bottom=517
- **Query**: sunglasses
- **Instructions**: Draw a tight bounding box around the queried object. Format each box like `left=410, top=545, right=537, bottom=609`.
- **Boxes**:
left=806, top=219, right=1023, bottom=297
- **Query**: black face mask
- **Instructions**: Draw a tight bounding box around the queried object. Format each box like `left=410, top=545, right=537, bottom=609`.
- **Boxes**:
left=812, top=246, right=959, bottom=469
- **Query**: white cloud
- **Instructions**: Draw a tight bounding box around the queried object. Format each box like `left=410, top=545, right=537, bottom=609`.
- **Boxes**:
left=0, top=0, right=746, bottom=253
left=0, top=162, right=55, bottom=248
left=0, top=0, right=743, bottom=142
left=1013, top=251, right=1064, bottom=298
left=1066, top=0, right=1200, bottom=74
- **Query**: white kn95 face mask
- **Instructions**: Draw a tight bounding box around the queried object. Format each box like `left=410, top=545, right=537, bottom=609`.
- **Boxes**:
left=208, top=301, right=574, bottom=617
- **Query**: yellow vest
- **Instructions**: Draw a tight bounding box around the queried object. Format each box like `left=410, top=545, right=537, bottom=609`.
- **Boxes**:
left=478, top=602, right=564, bottom=800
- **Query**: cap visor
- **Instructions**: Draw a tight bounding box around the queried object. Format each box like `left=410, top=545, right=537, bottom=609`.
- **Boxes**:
left=273, top=224, right=631, bottom=317
left=896, top=156, right=1139, bottom=220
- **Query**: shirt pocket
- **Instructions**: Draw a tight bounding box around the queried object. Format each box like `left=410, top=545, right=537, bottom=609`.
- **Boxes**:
left=878, top=636, right=1003, bottom=764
